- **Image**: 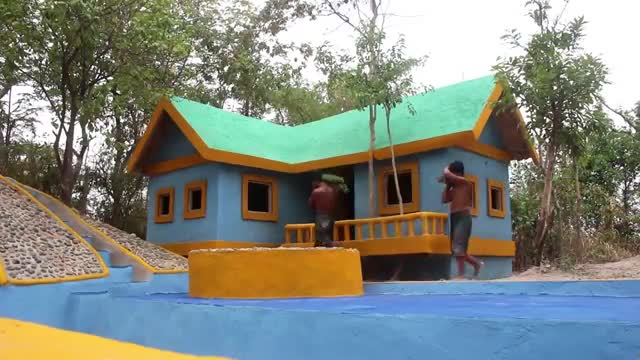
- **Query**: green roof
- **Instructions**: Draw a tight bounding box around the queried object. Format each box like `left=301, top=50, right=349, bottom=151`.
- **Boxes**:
left=169, top=75, right=497, bottom=164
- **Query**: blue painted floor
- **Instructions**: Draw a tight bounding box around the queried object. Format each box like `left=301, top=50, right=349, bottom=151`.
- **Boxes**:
left=124, top=293, right=640, bottom=322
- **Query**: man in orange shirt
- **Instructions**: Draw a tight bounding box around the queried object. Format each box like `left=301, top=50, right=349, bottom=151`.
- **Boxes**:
left=441, top=161, right=484, bottom=279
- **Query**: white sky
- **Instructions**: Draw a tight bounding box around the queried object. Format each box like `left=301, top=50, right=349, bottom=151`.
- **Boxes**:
left=284, top=0, right=639, bottom=113
left=9, top=0, right=640, bottom=141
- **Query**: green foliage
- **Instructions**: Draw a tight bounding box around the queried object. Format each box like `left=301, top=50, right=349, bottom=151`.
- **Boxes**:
left=321, top=173, right=349, bottom=193
left=495, top=0, right=609, bottom=265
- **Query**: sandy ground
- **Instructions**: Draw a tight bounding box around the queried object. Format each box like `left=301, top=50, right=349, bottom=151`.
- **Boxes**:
left=498, top=256, right=640, bottom=281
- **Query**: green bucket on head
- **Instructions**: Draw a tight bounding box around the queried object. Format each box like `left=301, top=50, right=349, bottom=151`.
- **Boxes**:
left=321, top=173, right=349, bottom=193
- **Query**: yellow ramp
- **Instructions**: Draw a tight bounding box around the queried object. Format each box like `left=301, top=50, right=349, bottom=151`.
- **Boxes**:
left=0, top=318, right=230, bottom=360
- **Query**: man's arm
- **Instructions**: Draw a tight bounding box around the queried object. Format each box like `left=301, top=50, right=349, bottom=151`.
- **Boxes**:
left=443, top=167, right=467, bottom=185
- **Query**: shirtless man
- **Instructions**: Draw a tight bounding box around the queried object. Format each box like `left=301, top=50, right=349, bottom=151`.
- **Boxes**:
left=441, top=161, right=483, bottom=279
left=308, top=179, right=337, bottom=247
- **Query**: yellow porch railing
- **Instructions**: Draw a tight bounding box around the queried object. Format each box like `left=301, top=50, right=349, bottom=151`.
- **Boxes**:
left=333, top=212, right=448, bottom=241
left=284, top=223, right=315, bottom=244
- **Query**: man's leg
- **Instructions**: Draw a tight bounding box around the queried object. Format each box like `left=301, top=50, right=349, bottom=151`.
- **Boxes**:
left=451, top=214, right=467, bottom=279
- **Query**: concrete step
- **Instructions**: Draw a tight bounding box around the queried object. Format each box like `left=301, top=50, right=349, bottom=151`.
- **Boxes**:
left=108, top=266, right=134, bottom=283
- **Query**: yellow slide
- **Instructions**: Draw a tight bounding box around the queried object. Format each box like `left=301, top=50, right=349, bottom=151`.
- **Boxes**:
left=0, top=318, right=229, bottom=360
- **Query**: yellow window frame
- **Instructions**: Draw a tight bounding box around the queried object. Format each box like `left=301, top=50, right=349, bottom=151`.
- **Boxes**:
left=242, top=174, right=279, bottom=222
left=465, top=174, right=479, bottom=216
left=154, top=187, right=175, bottom=224
left=377, top=161, right=420, bottom=215
left=487, top=179, right=506, bottom=218
left=184, top=180, right=207, bottom=220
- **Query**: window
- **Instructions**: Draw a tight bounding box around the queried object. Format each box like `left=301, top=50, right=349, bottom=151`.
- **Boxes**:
left=154, top=187, right=175, bottom=223
left=377, top=162, right=420, bottom=215
left=184, top=180, right=207, bottom=219
left=242, top=174, right=278, bottom=222
left=487, top=179, right=506, bottom=218
left=465, top=175, right=479, bottom=216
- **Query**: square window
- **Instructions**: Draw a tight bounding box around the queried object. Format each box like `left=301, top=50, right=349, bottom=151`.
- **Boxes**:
left=159, top=194, right=171, bottom=215
left=247, top=181, right=271, bottom=213
left=154, top=187, right=174, bottom=223
left=242, top=174, right=278, bottom=221
left=184, top=180, right=206, bottom=219
left=377, top=162, right=420, bottom=215
left=487, top=179, right=506, bottom=218
left=385, top=171, right=413, bottom=205
left=189, top=189, right=202, bottom=210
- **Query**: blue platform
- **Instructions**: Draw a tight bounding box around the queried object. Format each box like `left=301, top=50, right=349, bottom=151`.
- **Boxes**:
left=130, top=292, right=640, bottom=322
left=2, top=277, right=640, bottom=360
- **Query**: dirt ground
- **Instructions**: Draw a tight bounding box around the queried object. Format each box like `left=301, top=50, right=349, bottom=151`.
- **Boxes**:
left=497, top=255, right=640, bottom=281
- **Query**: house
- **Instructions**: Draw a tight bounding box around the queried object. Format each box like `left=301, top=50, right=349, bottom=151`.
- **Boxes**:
left=126, top=75, right=538, bottom=279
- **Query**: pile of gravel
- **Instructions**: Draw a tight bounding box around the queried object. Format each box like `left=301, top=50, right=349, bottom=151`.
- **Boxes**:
left=0, top=181, right=104, bottom=281
left=83, top=218, right=188, bottom=272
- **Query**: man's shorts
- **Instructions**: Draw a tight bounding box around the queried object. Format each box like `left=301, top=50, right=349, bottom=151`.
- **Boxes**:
left=450, top=211, right=472, bottom=256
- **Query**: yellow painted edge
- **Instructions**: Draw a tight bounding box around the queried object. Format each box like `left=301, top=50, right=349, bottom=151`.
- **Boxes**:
left=29, top=185, right=186, bottom=274
left=468, top=237, right=515, bottom=257
left=0, top=176, right=110, bottom=285
left=339, top=235, right=452, bottom=256
left=142, top=154, right=209, bottom=177
left=129, top=96, right=533, bottom=176
left=0, top=256, right=8, bottom=285
left=285, top=237, right=515, bottom=257
left=514, top=108, right=541, bottom=165
left=472, top=83, right=504, bottom=139
left=0, top=318, right=229, bottom=360
left=161, top=240, right=278, bottom=256
left=188, top=248, right=363, bottom=299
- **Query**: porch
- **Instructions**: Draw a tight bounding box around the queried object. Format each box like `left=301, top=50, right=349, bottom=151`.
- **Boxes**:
left=282, top=212, right=451, bottom=256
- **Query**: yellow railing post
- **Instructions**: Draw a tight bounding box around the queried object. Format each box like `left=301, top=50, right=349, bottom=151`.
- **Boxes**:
left=287, top=212, right=448, bottom=245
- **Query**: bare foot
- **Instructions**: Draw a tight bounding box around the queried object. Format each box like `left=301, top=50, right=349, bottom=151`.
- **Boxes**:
left=474, top=261, right=485, bottom=277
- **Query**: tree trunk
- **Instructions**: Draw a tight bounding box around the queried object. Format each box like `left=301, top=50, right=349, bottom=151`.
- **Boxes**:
left=60, top=107, right=77, bottom=205
left=77, top=171, right=90, bottom=215
left=385, top=106, right=403, bottom=215
left=0, top=87, right=12, bottom=174
left=573, top=157, right=583, bottom=259
left=368, top=105, right=376, bottom=217
left=534, top=143, right=557, bottom=265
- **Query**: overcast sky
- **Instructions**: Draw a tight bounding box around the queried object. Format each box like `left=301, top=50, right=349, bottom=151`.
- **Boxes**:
left=283, top=0, right=639, bottom=112
left=14, top=0, right=640, bottom=141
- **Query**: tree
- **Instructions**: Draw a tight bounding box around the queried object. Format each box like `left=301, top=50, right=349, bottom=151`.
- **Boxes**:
left=495, top=0, right=607, bottom=265
left=190, top=0, right=314, bottom=117
left=12, top=0, right=195, bottom=205
left=0, top=90, right=37, bottom=173
left=379, top=36, right=424, bottom=215
left=320, top=0, right=424, bottom=218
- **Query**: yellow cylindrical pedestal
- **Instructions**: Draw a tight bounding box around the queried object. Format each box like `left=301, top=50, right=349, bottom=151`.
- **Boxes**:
left=189, top=247, right=364, bottom=299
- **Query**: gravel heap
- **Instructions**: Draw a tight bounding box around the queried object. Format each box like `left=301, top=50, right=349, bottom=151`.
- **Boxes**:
left=0, top=181, right=104, bottom=281
left=83, top=217, right=188, bottom=272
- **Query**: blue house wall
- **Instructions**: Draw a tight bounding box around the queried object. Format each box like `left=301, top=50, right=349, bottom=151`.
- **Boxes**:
left=478, top=113, right=505, bottom=149
left=145, top=120, right=315, bottom=245
left=147, top=163, right=315, bottom=245
left=147, top=163, right=220, bottom=244
left=149, top=118, right=197, bottom=163
left=354, top=113, right=512, bottom=242
left=146, top=111, right=512, bottom=251
left=353, top=148, right=511, bottom=241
